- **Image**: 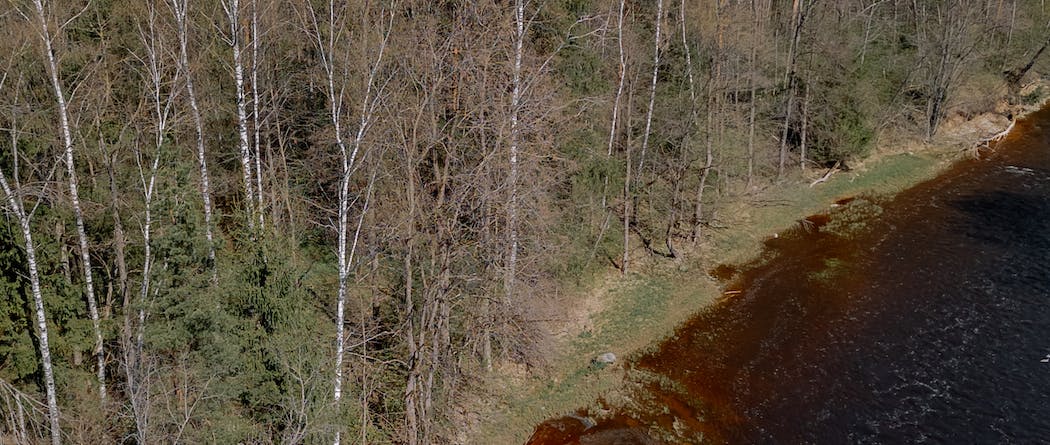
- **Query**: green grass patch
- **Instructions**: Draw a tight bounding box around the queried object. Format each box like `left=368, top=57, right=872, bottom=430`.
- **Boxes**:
left=709, top=151, right=946, bottom=267
left=473, top=146, right=963, bottom=445
left=477, top=271, right=718, bottom=444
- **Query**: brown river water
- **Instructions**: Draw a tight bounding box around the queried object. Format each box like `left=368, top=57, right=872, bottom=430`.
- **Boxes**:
left=526, top=106, right=1050, bottom=444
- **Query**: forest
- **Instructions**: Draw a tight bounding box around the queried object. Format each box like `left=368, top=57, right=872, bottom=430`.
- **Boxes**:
left=0, top=0, right=1046, bottom=443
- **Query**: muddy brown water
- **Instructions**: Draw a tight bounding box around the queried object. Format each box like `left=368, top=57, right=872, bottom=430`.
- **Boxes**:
left=526, top=106, right=1050, bottom=444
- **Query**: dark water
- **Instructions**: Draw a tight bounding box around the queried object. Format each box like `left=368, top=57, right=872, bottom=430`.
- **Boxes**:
left=527, top=106, right=1050, bottom=444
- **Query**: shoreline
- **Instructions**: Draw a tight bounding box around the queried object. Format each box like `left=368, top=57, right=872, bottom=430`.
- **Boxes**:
left=468, top=81, right=1050, bottom=445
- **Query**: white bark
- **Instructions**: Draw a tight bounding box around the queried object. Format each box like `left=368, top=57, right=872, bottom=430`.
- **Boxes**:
left=0, top=90, right=60, bottom=439
left=224, top=0, right=257, bottom=232
left=608, top=0, right=628, bottom=275
left=636, top=0, right=664, bottom=181
left=127, top=4, right=176, bottom=439
left=30, top=0, right=106, bottom=403
left=606, top=0, right=626, bottom=159
left=0, top=171, right=61, bottom=445
left=680, top=0, right=697, bottom=119
left=505, top=0, right=525, bottom=303
left=170, top=0, right=218, bottom=283
left=250, top=0, right=265, bottom=230
left=303, top=3, right=391, bottom=444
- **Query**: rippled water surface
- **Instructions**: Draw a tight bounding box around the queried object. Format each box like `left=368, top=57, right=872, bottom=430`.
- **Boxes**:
left=527, top=106, right=1050, bottom=444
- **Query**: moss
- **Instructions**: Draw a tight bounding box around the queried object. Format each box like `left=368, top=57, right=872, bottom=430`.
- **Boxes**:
left=808, top=257, right=846, bottom=283
left=823, top=198, right=884, bottom=238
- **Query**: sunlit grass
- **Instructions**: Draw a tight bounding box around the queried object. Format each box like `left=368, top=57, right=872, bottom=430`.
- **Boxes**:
left=474, top=145, right=966, bottom=445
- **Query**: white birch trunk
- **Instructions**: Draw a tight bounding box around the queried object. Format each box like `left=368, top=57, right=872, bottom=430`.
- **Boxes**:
left=304, top=3, right=390, bottom=444
left=600, top=0, right=625, bottom=216
left=127, top=5, right=174, bottom=438
left=606, top=0, right=626, bottom=159
left=30, top=0, right=106, bottom=403
left=681, top=0, right=697, bottom=120
left=603, top=0, right=626, bottom=274
left=505, top=0, right=525, bottom=303
left=636, top=0, right=664, bottom=182
left=0, top=172, right=61, bottom=445
left=250, top=0, right=265, bottom=230
left=170, top=0, right=218, bottom=283
left=225, top=0, right=257, bottom=232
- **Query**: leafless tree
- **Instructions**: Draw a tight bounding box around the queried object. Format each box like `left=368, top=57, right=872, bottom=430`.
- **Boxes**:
left=222, top=0, right=258, bottom=232
left=301, top=1, right=392, bottom=443
left=168, top=0, right=218, bottom=283
left=27, top=0, right=107, bottom=403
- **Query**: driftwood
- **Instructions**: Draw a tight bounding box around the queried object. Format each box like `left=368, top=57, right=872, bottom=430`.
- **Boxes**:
left=971, top=118, right=1015, bottom=158
left=809, top=161, right=841, bottom=187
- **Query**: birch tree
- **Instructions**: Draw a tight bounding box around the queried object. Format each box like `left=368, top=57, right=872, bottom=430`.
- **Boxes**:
left=168, top=0, right=218, bottom=282
left=636, top=0, right=664, bottom=182
left=624, top=0, right=664, bottom=273
left=0, top=72, right=62, bottom=445
left=505, top=0, right=525, bottom=300
left=124, top=1, right=180, bottom=439
left=250, top=0, right=265, bottom=230
left=0, top=156, right=62, bottom=445
left=27, top=0, right=106, bottom=403
left=608, top=0, right=629, bottom=275
left=693, top=1, right=719, bottom=242
left=222, top=0, right=257, bottom=232
left=302, top=1, right=391, bottom=443
left=746, top=0, right=761, bottom=189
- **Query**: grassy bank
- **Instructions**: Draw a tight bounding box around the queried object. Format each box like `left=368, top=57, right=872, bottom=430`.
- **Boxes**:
left=470, top=89, right=1050, bottom=445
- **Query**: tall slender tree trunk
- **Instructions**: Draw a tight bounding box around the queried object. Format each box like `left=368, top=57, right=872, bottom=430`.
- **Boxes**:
left=605, top=0, right=626, bottom=169
left=0, top=170, right=62, bottom=445
left=601, top=0, right=626, bottom=273
left=30, top=0, right=106, bottom=403
left=622, top=78, right=635, bottom=275
left=251, top=0, right=265, bottom=231
left=130, top=138, right=161, bottom=445
left=800, top=83, right=808, bottom=171
left=778, top=0, right=803, bottom=179
left=694, top=67, right=717, bottom=242
left=505, top=0, right=525, bottom=303
left=126, top=6, right=172, bottom=438
left=403, top=249, right=419, bottom=445
left=747, top=0, right=759, bottom=190
left=225, top=0, right=257, bottom=232
left=171, top=0, right=218, bottom=284
left=636, top=0, right=665, bottom=182
left=304, top=4, right=390, bottom=444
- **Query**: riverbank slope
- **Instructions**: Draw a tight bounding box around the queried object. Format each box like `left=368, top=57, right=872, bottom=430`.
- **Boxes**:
left=465, top=78, right=1050, bottom=445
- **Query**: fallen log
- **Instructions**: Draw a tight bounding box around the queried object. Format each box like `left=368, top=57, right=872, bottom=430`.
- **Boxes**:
left=809, top=161, right=841, bottom=188
left=971, top=117, right=1015, bottom=158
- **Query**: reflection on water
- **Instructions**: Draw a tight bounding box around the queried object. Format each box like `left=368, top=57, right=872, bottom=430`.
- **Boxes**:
left=527, top=106, right=1050, bottom=444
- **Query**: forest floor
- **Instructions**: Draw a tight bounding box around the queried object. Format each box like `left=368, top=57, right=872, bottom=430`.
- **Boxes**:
left=462, top=81, right=1050, bottom=445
